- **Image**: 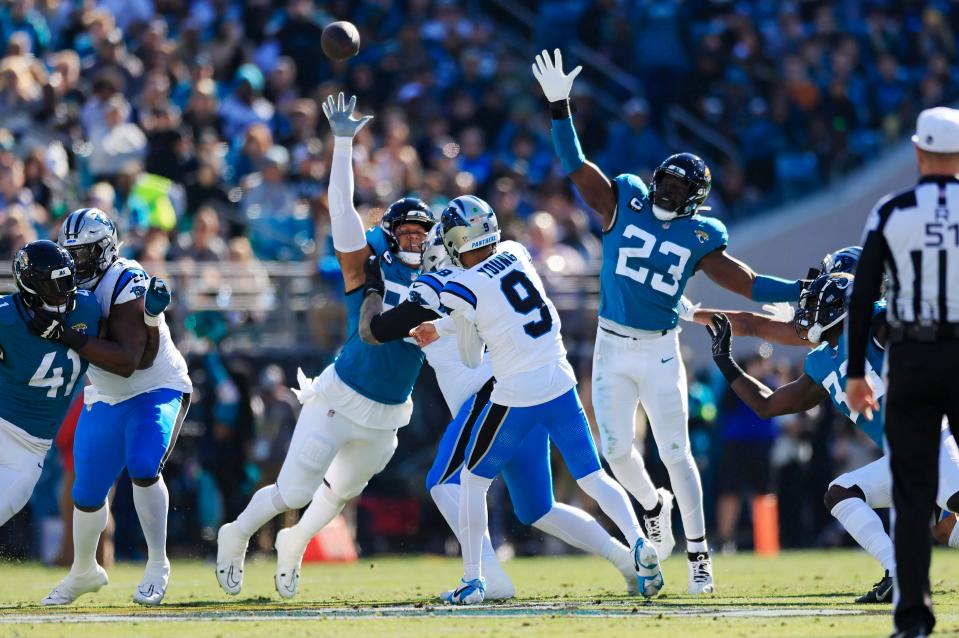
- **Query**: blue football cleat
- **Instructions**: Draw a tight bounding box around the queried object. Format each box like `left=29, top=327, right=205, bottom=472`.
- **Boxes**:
left=442, top=577, right=486, bottom=605
left=633, top=537, right=665, bottom=598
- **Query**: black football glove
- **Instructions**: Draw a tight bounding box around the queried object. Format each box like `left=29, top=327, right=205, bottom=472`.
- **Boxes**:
left=363, top=253, right=385, bottom=298
left=705, top=313, right=743, bottom=383
left=28, top=308, right=66, bottom=340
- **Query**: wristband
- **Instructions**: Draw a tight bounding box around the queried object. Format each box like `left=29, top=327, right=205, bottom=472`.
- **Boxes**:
left=144, top=312, right=160, bottom=327
left=551, top=115, right=586, bottom=175
left=59, top=328, right=90, bottom=351
left=751, top=275, right=803, bottom=303
left=549, top=99, right=573, bottom=120
left=714, top=354, right=744, bottom=384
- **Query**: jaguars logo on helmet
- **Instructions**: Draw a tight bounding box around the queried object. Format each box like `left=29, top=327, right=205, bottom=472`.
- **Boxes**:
left=648, top=152, right=712, bottom=221
left=13, top=240, right=78, bottom=315
left=439, top=195, right=499, bottom=266
left=58, top=208, right=120, bottom=288
left=379, top=197, right=436, bottom=266
left=794, top=272, right=853, bottom=344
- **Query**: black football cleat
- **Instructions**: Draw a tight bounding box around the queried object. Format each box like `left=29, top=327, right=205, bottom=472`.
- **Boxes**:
left=856, top=571, right=894, bottom=603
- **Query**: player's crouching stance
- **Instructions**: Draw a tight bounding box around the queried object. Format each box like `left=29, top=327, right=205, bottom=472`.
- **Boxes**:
left=361, top=217, right=642, bottom=599
left=0, top=241, right=99, bottom=528
left=42, top=208, right=189, bottom=606
left=411, top=197, right=664, bottom=604
left=216, top=93, right=435, bottom=599
left=696, top=260, right=959, bottom=605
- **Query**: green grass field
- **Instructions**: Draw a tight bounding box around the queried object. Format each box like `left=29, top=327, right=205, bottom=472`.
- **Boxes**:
left=1, top=550, right=957, bottom=637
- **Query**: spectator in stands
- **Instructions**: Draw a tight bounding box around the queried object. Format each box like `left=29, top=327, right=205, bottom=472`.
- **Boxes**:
left=220, top=63, right=274, bottom=142
left=600, top=97, right=667, bottom=180
left=242, top=145, right=309, bottom=261
left=169, top=205, right=227, bottom=263
left=87, top=94, right=147, bottom=182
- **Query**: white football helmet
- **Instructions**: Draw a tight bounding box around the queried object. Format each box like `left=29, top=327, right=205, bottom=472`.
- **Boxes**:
left=439, top=195, right=499, bottom=266
left=58, top=208, right=120, bottom=289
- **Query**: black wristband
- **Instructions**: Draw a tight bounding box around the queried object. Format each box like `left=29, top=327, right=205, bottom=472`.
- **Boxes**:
left=714, top=354, right=744, bottom=384
left=59, top=328, right=89, bottom=351
left=549, top=98, right=574, bottom=120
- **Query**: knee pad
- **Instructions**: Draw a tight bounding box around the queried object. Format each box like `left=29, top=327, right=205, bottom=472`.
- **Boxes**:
left=280, top=435, right=337, bottom=507
left=824, top=483, right=865, bottom=512
left=659, top=444, right=692, bottom=466
left=126, top=454, right=161, bottom=483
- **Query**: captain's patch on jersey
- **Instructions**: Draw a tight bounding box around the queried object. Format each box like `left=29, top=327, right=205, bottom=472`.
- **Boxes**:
left=695, top=229, right=710, bottom=243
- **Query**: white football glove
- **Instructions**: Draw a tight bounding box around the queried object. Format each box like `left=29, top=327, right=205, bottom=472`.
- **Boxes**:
left=322, top=92, right=373, bottom=139
left=531, top=48, right=582, bottom=103
left=761, top=302, right=796, bottom=322
left=678, top=295, right=700, bottom=322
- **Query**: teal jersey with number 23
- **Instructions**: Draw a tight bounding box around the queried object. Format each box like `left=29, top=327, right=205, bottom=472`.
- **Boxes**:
left=600, top=173, right=728, bottom=331
left=0, top=290, right=101, bottom=439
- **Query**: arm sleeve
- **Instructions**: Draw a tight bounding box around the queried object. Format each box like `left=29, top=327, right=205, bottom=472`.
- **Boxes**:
left=329, top=137, right=368, bottom=253
left=847, top=225, right=888, bottom=377
left=434, top=314, right=456, bottom=337
left=452, top=308, right=484, bottom=368
left=369, top=301, right=441, bottom=343
left=750, top=275, right=804, bottom=303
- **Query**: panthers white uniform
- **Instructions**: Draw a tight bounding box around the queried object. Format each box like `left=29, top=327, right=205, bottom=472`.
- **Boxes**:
left=408, top=267, right=492, bottom=414
left=438, top=240, right=575, bottom=407
left=84, top=258, right=192, bottom=405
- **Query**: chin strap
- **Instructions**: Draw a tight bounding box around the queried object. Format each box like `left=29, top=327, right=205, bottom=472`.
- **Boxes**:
left=397, top=251, right=423, bottom=266
left=651, top=204, right=679, bottom=221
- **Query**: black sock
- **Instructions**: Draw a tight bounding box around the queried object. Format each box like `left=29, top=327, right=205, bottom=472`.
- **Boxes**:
left=646, top=494, right=663, bottom=517
left=687, top=551, right=710, bottom=562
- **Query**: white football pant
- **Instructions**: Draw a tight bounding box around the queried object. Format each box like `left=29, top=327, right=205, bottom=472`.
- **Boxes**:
left=0, top=424, right=49, bottom=527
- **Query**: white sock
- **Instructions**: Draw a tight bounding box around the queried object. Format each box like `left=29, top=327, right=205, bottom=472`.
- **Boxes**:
left=576, top=469, right=643, bottom=545
left=236, top=484, right=288, bottom=538
left=459, top=470, right=493, bottom=582
left=431, top=483, right=503, bottom=576
left=831, top=497, right=896, bottom=576
left=133, top=478, right=169, bottom=567
left=950, top=519, right=959, bottom=549
left=607, top=449, right=659, bottom=511
left=532, top=503, right=621, bottom=559
left=286, top=484, right=344, bottom=548
left=663, top=453, right=707, bottom=543
left=72, top=505, right=108, bottom=574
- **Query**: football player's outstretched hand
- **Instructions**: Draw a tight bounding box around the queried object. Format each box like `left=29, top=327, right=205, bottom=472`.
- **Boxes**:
left=322, top=92, right=373, bottom=138
left=678, top=295, right=701, bottom=322
left=761, top=302, right=795, bottom=322
left=531, top=48, right=582, bottom=103
left=363, top=253, right=385, bottom=298
left=145, top=277, right=172, bottom=318
left=706, top=313, right=733, bottom=359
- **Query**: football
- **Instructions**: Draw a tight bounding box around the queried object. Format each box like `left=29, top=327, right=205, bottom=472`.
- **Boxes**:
left=321, top=21, right=360, bottom=61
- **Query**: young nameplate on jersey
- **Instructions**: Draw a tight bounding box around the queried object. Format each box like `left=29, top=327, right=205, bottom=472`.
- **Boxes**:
left=533, top=48, right=813, bottom=594
left=42, top=208, right=190, bottom=608
left=216, top=93, right=437, bottom=602
left=700, top=266, right=959, bottom=605
left=0, top=241, right=100, bottom=529
left=361, top=218, right=645, bottom=600
left=411, top=195, right=664, bottom=605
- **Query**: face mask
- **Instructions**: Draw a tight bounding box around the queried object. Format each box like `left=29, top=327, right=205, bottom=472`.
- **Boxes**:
left=651, top=204, right=679, bottom=221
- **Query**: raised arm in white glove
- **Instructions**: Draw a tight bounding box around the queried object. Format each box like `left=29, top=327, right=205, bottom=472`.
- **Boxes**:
left=531, top=48, right=582, bottom=103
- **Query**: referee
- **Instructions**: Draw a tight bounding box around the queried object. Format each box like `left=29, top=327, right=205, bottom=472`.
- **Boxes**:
left=848, top=106, right=959, bottom=638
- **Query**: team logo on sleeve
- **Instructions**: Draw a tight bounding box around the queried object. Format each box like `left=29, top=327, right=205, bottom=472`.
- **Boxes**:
left=694, top=229, right=710, bottom=243
left=71, top=323, right=88, bottom=332
left=131, top=285, right=146, bottom=298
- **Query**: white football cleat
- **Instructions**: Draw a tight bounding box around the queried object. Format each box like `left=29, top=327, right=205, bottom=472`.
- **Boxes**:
left=274, top=528, right=306, bottom=599
left=216, top=522, right=249, bottom=596
left=612, top=544, right=640, bottom=595
left=643, top=488, right=676, bottom=560
left=442, top=577, right=486, bottom=605
left=633, top=537, right=664, bottom=598
left=479, top=557, right=515, bottom=600
left=41, top=566, right=109, bottom=605
left=687, top=552, right=715, bottom=594
left=133, top=559, right=170, bottom=605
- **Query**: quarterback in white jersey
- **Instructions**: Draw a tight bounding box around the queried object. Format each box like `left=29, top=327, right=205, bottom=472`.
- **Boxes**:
left=411, top=196, right=663, bottom=605
left=361, top=226, right=644, bottom=599
left=42, top=208, right=192, bottom=607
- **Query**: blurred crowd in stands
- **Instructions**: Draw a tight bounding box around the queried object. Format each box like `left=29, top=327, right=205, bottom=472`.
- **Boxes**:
left=0, top=0, right=941, bottom=560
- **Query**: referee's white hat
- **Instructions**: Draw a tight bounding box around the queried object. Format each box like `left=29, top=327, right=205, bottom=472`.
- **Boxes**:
left=912, top=106, right=959, bottom=153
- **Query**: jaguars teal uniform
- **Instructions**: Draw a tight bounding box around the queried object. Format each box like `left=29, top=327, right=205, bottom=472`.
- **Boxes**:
left=0, top=291, right=100, bottom=439
left=333, top=227, right=425, bottom=405
left=804, top=301, right=887, bottom=448
left=601, top=174, right=728, bottom=331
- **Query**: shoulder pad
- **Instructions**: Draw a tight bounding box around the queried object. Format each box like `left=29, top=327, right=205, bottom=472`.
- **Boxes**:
left=0, top=296, right=17, bottom=325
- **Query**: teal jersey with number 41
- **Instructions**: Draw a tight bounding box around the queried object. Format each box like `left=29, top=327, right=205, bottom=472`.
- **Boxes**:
left=0, top=290, right=101, bottom=440
left=601, top=173, right=728, bottom=331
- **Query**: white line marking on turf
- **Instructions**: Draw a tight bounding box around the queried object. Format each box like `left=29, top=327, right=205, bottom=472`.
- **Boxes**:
left=0, top=605, right=869, bottom=623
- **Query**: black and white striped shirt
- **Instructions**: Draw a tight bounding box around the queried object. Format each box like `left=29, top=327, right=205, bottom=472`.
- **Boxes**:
left=848, top=175, right=959, bottom=376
